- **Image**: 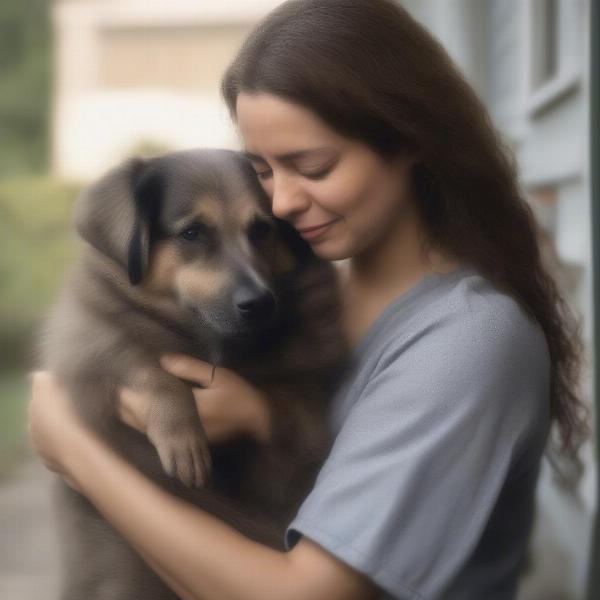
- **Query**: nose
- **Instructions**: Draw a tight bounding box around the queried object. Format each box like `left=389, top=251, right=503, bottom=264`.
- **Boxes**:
left=270, top=171, right=310, bottom=220
left=233, top=279, right=277, bottom=322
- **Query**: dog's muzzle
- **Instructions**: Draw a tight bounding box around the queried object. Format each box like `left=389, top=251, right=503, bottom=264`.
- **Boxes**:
left=233, top=279, right=277, bottom=324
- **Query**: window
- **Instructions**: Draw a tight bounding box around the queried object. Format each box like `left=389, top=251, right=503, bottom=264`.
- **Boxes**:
left=531, top=0, right=559, bottom=88
left=526, top=0, right=583, bottom=115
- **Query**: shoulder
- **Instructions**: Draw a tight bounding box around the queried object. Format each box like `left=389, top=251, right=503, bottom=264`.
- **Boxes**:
left=448, top=270, right=550, bottom=378
left=381, top=268, right=549, bottom=372
left=367, top=269, right=551, bottom=431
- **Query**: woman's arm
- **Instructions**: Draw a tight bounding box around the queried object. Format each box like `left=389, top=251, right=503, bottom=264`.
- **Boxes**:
left=118, top=354, right=273, bottom=445
left=60, top=419, right=289, bottom=600
left=29, top=372, right=380, bottom=600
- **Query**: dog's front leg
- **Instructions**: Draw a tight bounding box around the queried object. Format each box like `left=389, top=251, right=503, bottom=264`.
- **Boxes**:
left=127, top=366, right=211, bottom=488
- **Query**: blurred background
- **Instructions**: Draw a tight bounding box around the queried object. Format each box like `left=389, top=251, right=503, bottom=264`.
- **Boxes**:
left=0, top=0, right=594, bottom=598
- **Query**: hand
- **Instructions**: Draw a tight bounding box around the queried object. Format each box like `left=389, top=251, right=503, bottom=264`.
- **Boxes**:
left=27, top=371, right=85, bottom=492
left=118, top=354, right=272, bottom=445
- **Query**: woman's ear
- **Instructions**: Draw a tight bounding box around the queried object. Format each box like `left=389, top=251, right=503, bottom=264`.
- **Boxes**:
left=74, top=156, right=164, bottom=285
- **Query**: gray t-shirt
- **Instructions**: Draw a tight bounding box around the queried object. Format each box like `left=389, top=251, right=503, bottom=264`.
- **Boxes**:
left=284, top=264, right=551, bottom=600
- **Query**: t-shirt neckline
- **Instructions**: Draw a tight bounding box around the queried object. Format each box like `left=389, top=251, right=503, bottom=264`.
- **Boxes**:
left=351, top=264, right=475, bottom=359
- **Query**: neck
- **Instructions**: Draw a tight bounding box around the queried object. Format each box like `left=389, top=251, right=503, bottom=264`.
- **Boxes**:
left=348, top=201, right=446, bottom=296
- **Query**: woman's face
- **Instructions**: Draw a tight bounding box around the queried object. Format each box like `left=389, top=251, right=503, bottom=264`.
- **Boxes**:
left=236, top=92, right=419, bottom=261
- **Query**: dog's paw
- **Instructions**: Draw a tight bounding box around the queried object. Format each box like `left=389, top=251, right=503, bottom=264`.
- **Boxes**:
left=148, top=427, right=212, bottom=488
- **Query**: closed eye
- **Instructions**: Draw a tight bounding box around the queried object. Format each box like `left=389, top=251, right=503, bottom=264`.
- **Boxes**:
left=254, top=162, right=336, bottom=181
left=302, top=163, right=336, bottom=180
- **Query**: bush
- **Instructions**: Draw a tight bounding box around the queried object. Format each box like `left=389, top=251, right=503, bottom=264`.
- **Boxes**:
left=0, top=370, right=29, bottom=474
left=0, top=175, right=82, bottom=369
left=0, top=0, right=51, bottom=177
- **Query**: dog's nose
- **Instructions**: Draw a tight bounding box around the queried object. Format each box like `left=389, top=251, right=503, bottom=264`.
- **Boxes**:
left=233, top=283, right=276, bottom=321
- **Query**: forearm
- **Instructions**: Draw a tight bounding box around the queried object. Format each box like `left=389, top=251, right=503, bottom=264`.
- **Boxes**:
left=62, top=427, right=296, bottom=600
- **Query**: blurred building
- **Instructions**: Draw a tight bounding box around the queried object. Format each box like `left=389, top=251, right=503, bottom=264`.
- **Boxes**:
left=399, top=0, right=592, bottom=598
left=51, top=0, right=283, bottom=180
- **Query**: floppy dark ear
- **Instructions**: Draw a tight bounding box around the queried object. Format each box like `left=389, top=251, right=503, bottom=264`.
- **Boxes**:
left=74, top=157, right=164, bottom=285
left=128, top=165, right=164, bottom=285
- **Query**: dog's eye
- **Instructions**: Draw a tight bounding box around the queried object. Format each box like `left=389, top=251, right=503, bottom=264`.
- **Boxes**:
left=248, top=219, right=273, bottom=244
left=179, top=223, right=208, bottom=241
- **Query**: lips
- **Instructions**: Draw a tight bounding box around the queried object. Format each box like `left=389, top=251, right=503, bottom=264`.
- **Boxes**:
left=297, top=219, right=339, bottom=241
left=297, top=219, right=338, bottom=233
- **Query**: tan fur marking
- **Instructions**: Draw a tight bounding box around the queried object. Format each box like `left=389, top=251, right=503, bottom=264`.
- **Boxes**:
left=192, top=196, right=222, bottom=226
left=235, top=199, right=263, bottom=229
left=142, top=242, right=180, bottom=294
left=175, top=263, right=231, bottom=300
left=171, top=196, right=223, bottom=233
left=194, top=196, right=223, bottom=225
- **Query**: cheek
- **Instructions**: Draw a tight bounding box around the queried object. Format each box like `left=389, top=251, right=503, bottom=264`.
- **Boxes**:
left=322, top=162, right=404, bottom=227
left=311, top=171, right=372, bottom=217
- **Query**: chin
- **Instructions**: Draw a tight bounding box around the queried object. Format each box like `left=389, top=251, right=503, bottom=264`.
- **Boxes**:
left=309, top=242, right=352, bottom=262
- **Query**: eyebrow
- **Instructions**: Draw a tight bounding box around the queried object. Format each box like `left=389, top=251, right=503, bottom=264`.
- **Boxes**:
left=242, top=147, right=334, bottom=162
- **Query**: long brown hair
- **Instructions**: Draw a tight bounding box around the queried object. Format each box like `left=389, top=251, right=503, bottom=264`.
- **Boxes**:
left=220, top=0, right=590, bottom=486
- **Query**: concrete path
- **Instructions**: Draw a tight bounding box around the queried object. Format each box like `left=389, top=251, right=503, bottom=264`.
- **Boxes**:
left=0, top=452, right=61, bottom=600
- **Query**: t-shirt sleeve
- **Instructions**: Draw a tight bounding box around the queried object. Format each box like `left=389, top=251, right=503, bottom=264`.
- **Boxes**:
left=283, top=309, right=550, bottom=599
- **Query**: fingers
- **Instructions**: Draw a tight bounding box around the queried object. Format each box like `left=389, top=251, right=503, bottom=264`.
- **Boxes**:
left=160, top=354, right=217, bottom=387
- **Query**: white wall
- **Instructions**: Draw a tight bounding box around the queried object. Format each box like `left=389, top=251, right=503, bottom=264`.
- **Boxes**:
left=51, top=0, right=284, bottom=181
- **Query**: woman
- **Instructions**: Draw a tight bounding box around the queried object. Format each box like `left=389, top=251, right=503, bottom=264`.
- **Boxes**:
left=28, top=0, right=589, bottom=598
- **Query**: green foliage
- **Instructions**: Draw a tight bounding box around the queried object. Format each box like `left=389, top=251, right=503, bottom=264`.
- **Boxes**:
left=124, top=138, right=177, bottom=160
left=0, top=175, right=81, bottom=368
left=0, top=0, right=51, bottom=177
left=0, top=3, right=64, bottom=468
left=0, top=370, right=29, bottom=474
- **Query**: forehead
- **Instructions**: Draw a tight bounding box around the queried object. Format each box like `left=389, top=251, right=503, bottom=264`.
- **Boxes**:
left=158, top=155, right=268, bottom=226
left=176, top=193, right=261, bottom=225
left=236, top=92, right=342, bottom=153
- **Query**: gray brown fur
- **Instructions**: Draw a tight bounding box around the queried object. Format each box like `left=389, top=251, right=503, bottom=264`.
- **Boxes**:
left=37, top=148, right=350, bottom=600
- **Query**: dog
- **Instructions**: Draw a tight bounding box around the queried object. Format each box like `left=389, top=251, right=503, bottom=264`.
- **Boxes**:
left=38, top=148, right=350, bottom=600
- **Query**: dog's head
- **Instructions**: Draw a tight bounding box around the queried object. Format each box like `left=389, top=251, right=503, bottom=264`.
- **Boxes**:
left=74, top=148, right=315, bottom=337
